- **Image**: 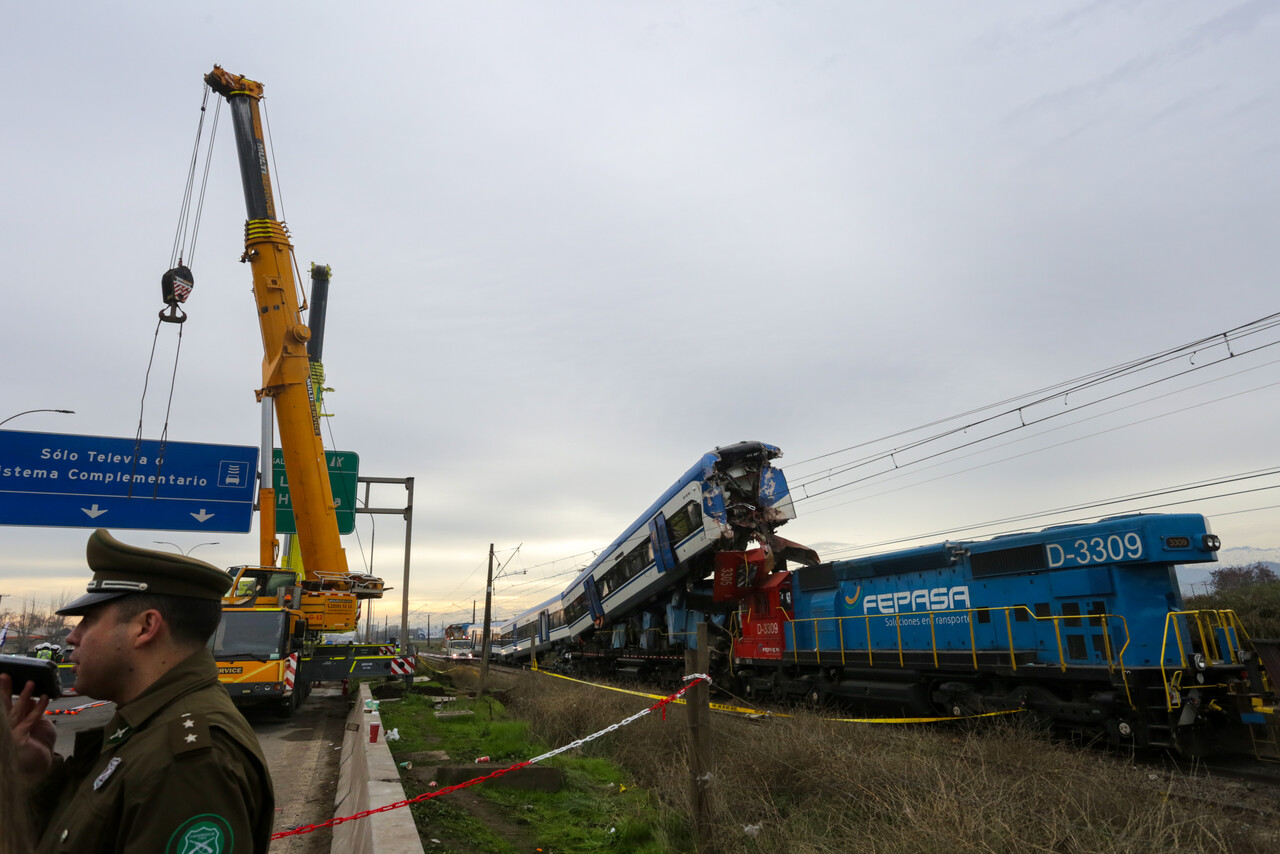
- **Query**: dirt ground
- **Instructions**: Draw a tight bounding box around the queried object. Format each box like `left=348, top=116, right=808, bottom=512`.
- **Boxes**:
left=249, top=684, right=349, bottom=854
left=398, top=745, right=545, bottom=853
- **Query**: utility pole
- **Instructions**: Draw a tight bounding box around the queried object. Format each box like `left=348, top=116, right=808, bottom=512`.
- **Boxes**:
left=479, top=543, right=495, bottom=696
left=686, top=622, right=713, bottom=853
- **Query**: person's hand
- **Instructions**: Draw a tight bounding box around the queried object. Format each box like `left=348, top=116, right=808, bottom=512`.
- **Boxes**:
left=1, top=672, right=56, bottom=780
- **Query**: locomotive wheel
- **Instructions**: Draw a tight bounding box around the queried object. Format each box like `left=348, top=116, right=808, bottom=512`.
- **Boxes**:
left=806, top=684, right=825, bottom=707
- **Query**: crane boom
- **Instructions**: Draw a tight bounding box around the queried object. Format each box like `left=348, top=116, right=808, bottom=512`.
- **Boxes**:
left=198, top=68, right=397, bottom=715
left=204, top=66, right=354, bottom=589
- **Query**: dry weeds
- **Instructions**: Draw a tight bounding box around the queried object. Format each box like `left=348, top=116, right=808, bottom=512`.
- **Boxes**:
left=456, top=667, right=1280, bottom=853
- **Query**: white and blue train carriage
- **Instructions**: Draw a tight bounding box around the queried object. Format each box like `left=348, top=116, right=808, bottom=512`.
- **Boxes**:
left=496, top=441, right=807, bottom=669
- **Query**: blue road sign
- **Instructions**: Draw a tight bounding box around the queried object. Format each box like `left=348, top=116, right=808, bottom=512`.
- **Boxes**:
left=0, top=430, right=258, bottom=532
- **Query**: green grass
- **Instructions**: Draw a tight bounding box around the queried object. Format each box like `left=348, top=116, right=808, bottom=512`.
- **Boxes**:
left=407, top=797, right=509, bottom=853
left=378, top=680, right=671, bottom=853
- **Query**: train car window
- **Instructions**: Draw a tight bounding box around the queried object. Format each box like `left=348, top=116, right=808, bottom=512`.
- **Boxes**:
left=779, top=588, right=793, bottom=610
left=1034, top=602, right=1051, bottom=619
left=1087, top=600, right=1106, bottom=627
left=1062, top=601, right=1082, bottom=628
left=565, top=593, right=588, bottom=625
left=1014, top=608, right=1029, bottom=622
left=627, top=542, right=649, bottom=579
left=667, top=501, right=703, bottom=543
left=976, top=609, right=991, bottom=624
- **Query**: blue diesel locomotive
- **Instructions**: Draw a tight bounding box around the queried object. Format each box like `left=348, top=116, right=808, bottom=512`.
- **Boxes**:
left=730, top=513, right=1277, bottom=756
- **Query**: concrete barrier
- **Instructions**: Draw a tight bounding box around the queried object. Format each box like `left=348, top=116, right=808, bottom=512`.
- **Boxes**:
left=331, top=683, right=425, bottom=854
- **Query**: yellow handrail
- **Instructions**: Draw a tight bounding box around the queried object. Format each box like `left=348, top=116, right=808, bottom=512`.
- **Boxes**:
left=1158, top=609, right=1251, bottom=711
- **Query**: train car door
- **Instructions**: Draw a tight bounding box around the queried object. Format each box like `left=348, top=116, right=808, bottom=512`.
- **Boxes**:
left=648, top=516, right=677, bottom=574
left=538, top=610, right=551, bottom=644
left=585, top=576, right=604, bottom=626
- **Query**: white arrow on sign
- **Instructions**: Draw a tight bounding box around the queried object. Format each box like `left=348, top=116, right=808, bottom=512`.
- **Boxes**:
left=81, top=505, right=108, bottom=519
left=190, top=509, right=215, bottom=523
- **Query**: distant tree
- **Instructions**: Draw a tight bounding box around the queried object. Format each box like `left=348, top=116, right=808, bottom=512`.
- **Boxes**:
left=1210, top=562, right=1280, bottom=594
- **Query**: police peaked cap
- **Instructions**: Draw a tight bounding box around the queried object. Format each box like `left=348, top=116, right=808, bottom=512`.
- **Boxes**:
left=57, top=529, right=232, bottom=616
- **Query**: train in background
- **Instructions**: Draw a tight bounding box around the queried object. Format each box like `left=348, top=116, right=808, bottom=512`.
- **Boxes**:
left=492, top=442, right=1280, bottom=757
left=730, top=512, right=1280, bottom=758
left=493, top=441, right=815, bottom=676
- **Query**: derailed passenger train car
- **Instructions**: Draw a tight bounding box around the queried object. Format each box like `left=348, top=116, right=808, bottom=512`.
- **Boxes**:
left=494, top=441, right=814, bottom=675
left=731, top=513, right=1280, bottom=757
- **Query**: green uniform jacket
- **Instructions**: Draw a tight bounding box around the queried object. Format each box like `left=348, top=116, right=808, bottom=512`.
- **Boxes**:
left=34, top=649, right=275, bottom=853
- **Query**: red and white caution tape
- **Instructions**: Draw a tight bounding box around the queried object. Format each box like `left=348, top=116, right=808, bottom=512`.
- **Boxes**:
left=45, top=700, right=111, bottom=716
left=271, top=674, right=711, bottom=840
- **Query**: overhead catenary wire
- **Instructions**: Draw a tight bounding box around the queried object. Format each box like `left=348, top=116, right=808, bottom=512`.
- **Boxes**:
left=788, top=312, right=1280, bottom=504
left=418, top=312, right=1280, bottom=618
left=817, top=466, right=1280, bottom=561
left=786, top=310, right=1280, bottom=473
left=799, top=363, right=1280, bottom=519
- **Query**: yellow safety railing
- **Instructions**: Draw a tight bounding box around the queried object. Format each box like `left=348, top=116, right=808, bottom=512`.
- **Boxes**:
left=776, top=607, right=1137, bottom=706
left=1158, top=609, right=1251, bottom=711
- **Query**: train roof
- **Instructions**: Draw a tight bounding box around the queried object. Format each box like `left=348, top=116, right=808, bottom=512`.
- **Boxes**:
left=824, top=513, right=1214, bottom=581
left=562, top=441, right=782, bottom=595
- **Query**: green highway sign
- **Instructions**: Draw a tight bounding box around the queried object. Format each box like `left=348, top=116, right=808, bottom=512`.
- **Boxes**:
left=271, top=449, right=359, bottom=535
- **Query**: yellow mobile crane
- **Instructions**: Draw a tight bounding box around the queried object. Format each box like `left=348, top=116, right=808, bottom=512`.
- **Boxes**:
left=200, top=66, right=399, bottom=713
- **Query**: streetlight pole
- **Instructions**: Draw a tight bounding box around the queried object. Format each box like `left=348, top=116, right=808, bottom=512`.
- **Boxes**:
left=154, top=541, right=220, bottom=556
left=0, top=409, right=75, bottom=427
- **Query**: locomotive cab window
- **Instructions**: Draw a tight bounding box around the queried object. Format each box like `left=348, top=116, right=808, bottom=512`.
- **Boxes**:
left=723, top=465, right=759, bottom=500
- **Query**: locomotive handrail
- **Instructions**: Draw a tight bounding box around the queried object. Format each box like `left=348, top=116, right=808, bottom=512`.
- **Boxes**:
left=1158, top=609, right=1251, bottom=711
left=778, top=606, right=1136, bottom=705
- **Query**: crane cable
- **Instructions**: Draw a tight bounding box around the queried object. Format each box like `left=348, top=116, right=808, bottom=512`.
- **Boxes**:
left=128, top=84, right=221, bottom=497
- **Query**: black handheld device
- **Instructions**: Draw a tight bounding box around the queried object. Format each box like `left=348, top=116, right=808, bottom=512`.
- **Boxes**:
left=0, top=653, right=63, bottom=699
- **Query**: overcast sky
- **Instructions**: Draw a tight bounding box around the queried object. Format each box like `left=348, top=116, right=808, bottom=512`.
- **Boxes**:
left=2, top=2, right=1278, bottom=630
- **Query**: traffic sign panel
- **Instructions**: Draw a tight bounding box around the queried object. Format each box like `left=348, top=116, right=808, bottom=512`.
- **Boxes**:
left=272, top=449, right=358, bottom=535
left=0, top=430, right=258, bottom=532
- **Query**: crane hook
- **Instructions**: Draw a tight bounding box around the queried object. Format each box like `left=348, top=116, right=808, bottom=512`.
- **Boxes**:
left=159, top=265, right=194, bottom=324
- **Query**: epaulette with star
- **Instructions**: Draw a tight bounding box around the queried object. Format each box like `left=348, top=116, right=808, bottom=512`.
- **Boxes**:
left=170, top=712, right=212, bottom=754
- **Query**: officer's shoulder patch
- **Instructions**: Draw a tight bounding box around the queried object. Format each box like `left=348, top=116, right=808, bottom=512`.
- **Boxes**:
left=166, top=813, right=234, bottom=854
left=170, top=711, right=212, bottom=754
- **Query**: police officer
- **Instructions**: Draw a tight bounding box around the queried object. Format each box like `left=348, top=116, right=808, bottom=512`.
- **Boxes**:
left=7, top=529, right=275, bottom=853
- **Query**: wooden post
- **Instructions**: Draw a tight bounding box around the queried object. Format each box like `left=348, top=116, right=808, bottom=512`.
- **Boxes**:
left=685, top=622, right=714, bottom=853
